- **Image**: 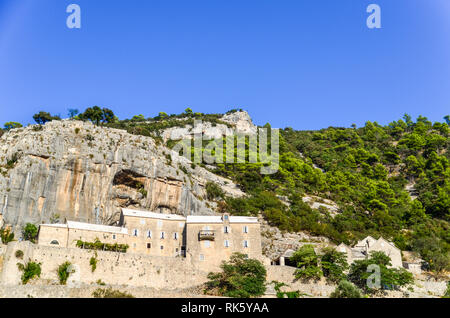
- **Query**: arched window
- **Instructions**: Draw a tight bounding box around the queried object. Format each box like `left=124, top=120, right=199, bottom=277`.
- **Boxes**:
left=50, top=240, right=60, bottom=245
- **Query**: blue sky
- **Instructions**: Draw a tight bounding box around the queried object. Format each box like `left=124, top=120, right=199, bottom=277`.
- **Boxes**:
left=0, top=0, right=449, bottom=130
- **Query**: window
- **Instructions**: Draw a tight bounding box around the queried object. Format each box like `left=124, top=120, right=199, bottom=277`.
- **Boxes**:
left=224, top=240, right=230, bottom=248
left=146, top=230, right=152, bottom=238
left=147, top=243, right=151, bottom=249
left=223, top=214, right=229, bottom=221
left=204, top=241, right=211, bottom=248
left=112, top=234, right=116, bottom=240
left=174, top=232, right=179, bottom=240
left=243, top=226, right=248, bottom=234
left=50, top=240, right=59, bottom=245
left=243, top=240, right=249, bottom=248
left=224, top=226, right=230, bottom=234
left=157, top=220, right=163, bottom=228
left=160, top=232, right=165, bottom=239
left=160, top=245, right=164, bottom=250
left=199, top=254, right=205, bottom=261
left=133, top=229, right=139, bottom=237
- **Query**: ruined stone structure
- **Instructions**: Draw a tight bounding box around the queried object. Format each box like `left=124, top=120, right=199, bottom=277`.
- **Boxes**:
left=337, top=236, right=403, bottom=268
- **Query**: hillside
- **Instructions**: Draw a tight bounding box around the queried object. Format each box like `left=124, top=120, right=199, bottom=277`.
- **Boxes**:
left=0, top=109, right=449, bottom=273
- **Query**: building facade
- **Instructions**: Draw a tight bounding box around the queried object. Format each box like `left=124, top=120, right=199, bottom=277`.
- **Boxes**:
left=37, top=208, right=262, bottom=270
left=185, top=214, right=262, bottom=271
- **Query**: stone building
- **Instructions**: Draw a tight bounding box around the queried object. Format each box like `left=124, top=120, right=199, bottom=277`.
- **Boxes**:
left=185, top=214, right=262, bottom=271
left=337, top=236, right=403, bottom=268
left=37, top=208, right=262, bottom=270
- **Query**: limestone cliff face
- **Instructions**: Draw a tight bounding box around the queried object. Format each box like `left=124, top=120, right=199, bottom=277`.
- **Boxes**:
left=161, top=111, right=258, bottom=142
left=0, top=120, right=244, bottom=230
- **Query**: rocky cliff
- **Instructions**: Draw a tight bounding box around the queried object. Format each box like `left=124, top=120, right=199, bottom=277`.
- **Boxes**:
left=161, top=110, right=258, bottom=141
left=0, top=120, right=244, bottom=231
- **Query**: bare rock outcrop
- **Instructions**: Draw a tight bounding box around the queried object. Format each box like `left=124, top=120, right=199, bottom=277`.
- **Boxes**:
left=0, top=120, right=243, bottom=231
left=161, top=111, right=257, bottom=142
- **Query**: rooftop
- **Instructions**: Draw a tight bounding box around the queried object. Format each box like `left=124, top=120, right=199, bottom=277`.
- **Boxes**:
left=40, top=221, right=128, bottom=234
left=121, top=208, right=186, bottom=221
left=186, top=215, right=258, bottom=224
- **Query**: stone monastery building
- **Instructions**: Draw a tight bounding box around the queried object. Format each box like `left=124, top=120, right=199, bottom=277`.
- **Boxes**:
left=38, top=208, right=262, bottom=270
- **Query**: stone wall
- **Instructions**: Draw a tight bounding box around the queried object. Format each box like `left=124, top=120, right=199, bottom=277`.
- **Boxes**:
left=0, top=285, right=215, bottom=298
left=0, top=241, right=209, bottom=289
left=266, top=266, right=336, bottom=297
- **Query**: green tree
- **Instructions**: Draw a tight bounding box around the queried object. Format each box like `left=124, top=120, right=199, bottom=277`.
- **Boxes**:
left=291, top=245, right=323, bottom=281
left=3, top=122, right=23, bottom=130
left=79, top=106, right=104, bottom=125
left=22, top=223, right=38, bottom=243
left=102, top=108, right=116, bottom=124
left=320, top=247, right=349, bottom=283
left=131, top=114, right=146, bottom=122
left=205, top=253, right=267, bottom=298
left=33, top=111, right=60, bottom=125
left=444, top=115, right=450, bottom=126
left=348, top=251, right=413, bottom=293
left=68, top=108, right=79, bottom=119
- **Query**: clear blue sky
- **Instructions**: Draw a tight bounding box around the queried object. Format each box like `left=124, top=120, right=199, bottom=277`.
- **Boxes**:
left=0, top=0, right=449, bottom=130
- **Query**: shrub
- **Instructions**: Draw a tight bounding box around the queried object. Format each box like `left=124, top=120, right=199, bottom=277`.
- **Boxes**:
left=273, top=281, right=301, bottom=298
left=17, top=261, right=41, bottom=285
left=443, top=282, right=450, bottom=298
left=32, top=125, right=43, bottom=132
left=15, top=250, right=24, bottom=259
left=58, top=261, right=74, bottom=285
left=205, top=181, right=224, bottom=201
left=0, top=227, right=15, bottom=244
left=90, top=254, right=98, bottom=272
left=5, top=153, right=19, bottom=170
left=291, top=245, right=323, bottom=281
left=92, top=288, right=134, bottom=298
left=22, top=223, right=38, bottom=243
left=330, top=280, right=362, bottom=298
left=205, top=253, right=267, bottom=298
left=76, top=239, right=129, bottom=253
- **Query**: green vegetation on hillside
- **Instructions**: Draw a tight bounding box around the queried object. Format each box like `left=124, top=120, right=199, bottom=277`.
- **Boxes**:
left=1, top=108, right=448, bottom=273
left=212, top=115, right=450, bottom=273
